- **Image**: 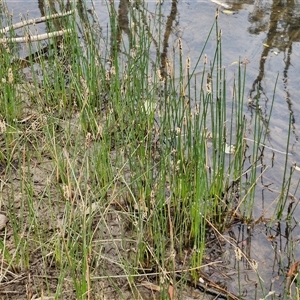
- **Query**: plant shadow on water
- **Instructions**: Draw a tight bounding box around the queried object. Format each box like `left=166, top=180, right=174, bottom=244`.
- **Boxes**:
left=0, top=0, right=300, bottom=299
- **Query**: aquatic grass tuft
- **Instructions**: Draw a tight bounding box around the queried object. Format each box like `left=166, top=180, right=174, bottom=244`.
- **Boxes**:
left=0, top=0, right=298, bottom=299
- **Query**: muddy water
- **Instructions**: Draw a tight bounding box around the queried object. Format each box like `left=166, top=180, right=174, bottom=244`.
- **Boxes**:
left=3, top=0, right=300, bottom=299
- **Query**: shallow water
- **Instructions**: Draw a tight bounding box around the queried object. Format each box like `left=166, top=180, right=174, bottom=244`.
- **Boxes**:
left=3, top=0, right=300, bottom=298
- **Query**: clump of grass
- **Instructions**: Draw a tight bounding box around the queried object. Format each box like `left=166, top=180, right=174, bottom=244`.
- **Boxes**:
left=0, top=0, right=297, bottom=299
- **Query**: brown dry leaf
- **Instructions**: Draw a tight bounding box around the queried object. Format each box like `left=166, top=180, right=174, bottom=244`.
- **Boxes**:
left=287, top=261, right=299, bottom=278
left=141, top=281, right=161, bottom=292
left=168, top=285, right=178, bottom=300
left=141, top=282, right=178, bottom=300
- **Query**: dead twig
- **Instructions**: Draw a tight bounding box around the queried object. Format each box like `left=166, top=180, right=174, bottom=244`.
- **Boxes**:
left=0, top=29, right=72, bottom=44
left=0, top=10, right=73, bottom=34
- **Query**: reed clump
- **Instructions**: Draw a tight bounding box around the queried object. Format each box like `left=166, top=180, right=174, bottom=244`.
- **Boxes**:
left=0, top=1, right=296, bottom=299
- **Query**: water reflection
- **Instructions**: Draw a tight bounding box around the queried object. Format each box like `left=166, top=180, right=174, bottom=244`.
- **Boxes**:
left=226, top=216, right=300, bottom=298
left=37, top=0, right=97, bottom=32
left=247, top=0, right=300, bottom=115
left=114, top=0, right=179, bottom=79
